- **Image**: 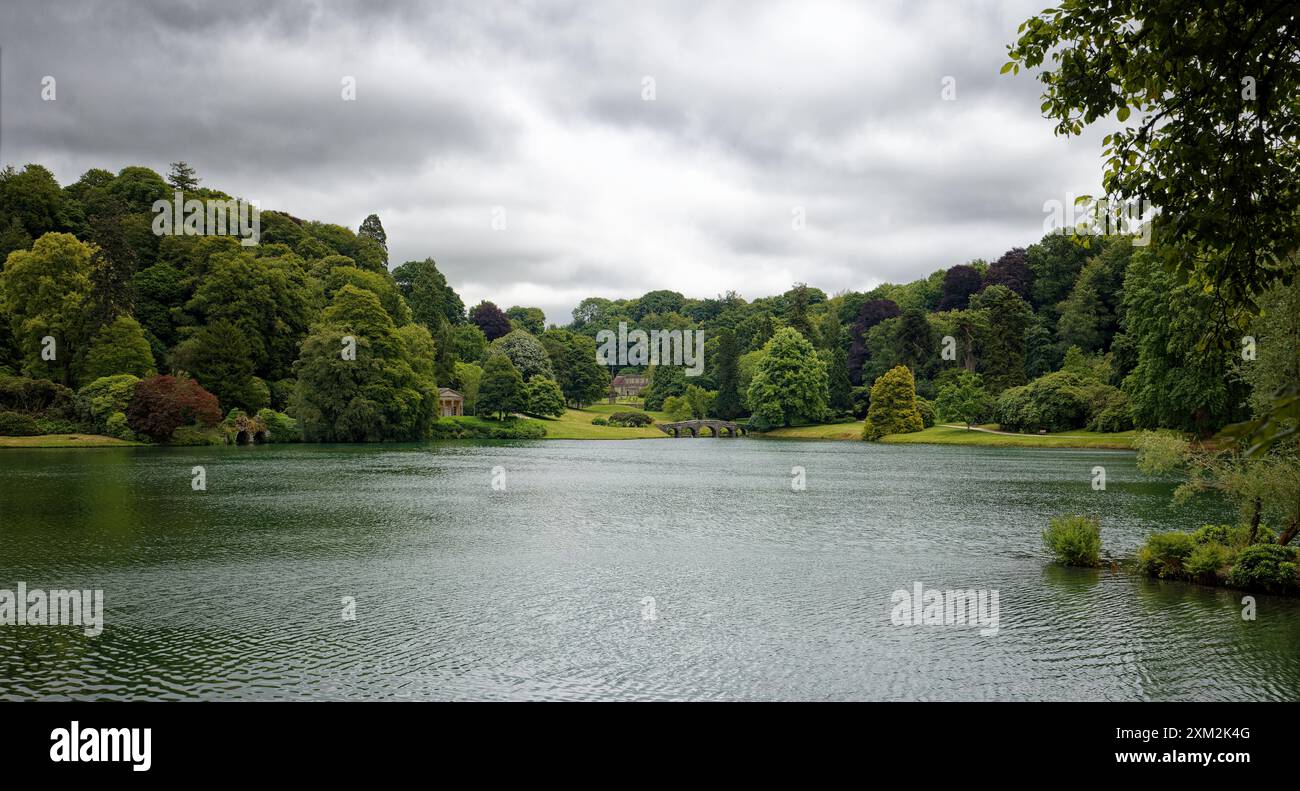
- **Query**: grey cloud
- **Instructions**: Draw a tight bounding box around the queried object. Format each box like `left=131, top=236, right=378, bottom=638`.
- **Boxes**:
left=0, top=0, right=1106, bottom=325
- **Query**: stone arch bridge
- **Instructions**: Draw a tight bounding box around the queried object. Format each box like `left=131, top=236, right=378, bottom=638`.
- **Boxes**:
left=657, top=419, right=747, bottom=437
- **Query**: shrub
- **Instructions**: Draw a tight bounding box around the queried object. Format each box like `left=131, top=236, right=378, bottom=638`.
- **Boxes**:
left=1042, top=514, right=1102, bottom=566
left=76, top=374, right=141, bottom=433
left=1089, top=396, right=1134, bottom=433
left=997, top=371, right=1092, bottom=433
left=609, top=411, right=653, bottom=427
left=1137, top=531, right=1196, bottom=578
left=591, top=417, right=608, bottom=426
left=488, top=419, right=546, bottom=439
left=429, top=416, right=547, bottom=440
left=1228, top=544, right=1299, bottom=593
left=35, top=416, right=82, bottom=434
left=1185, top=543, right=1234, bottom=583
left=168, top=425, right=225, bottom=446
left=1191, top=524, right=1238, bottom=546
left=0, top=410, right=42, bottom=436
left=105, top=411, right=135, bottom=441
left=126, top=375, right=222, bottom=442
left=0, top=375, right=75, bottom=416
left=256, top=408, right=300, bottom=443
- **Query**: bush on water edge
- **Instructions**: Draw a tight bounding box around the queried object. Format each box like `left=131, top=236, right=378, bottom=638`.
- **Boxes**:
left=1136, top=524, right=1297, bottom=593
left=1043, top=514, right=1102, bottom=567
left=430, top=416, right=546, bottom=440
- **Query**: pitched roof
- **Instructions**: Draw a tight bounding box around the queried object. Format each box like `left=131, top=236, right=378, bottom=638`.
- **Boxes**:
left=438, top=387, right=463, bottom=398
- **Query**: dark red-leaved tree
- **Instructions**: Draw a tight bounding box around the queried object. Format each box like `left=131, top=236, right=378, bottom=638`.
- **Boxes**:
left=937, top=264, right=983, bottom=311
left=469, top=300, right=513, bottom=341
left=127, top=375, right=221, bottom=441
left=984, top=247, right=1032, bottom=299
left=847, top=298, right=901, bottom=384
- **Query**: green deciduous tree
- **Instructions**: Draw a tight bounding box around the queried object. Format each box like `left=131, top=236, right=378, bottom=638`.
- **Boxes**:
left=541, top=329, right=608, bottom=408
left=477, top=353, right=524, bottom=420
left=747, top=327, right=828, bottom=428
left=323, top=265, right=412, bottom=326
left=1121, top=250, right=1244, bottom=435
left=524, top=376, right=566, bottom=417
left=81, top=315, right=155, bottom=382
left=643, top=363, right=686, bottom=411
left=1055, top=239, right=1132, bottom=354
left=685, top=384, right=715, bottom=419
left=0, top=232, right=93, bottom=384
left=506, top=306, right=546, bottom=335
left=184, top=250, right=315, bottom=381
left=935, top=371, right=991, bottom=428
left=290, top=285, right=437, bottom=441
left=453, top=361, right=483, bottom=415
left=1007, top=2, right=1300, bottom=309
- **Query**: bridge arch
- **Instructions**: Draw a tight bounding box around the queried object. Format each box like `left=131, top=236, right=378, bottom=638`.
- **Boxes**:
left=657, top=419, right=747, bottom=438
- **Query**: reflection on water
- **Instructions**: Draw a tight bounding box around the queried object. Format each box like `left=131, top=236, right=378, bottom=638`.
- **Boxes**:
left=0, top=439, right=1296, bottom=701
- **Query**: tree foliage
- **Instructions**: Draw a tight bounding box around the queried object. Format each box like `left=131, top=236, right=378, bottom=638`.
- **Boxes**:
left=862, top=365, right=924, bottom=440
left=468, top=300, right=512, bottom=341
left=477, top=353, right=524, bottom=420
left=747, top=327, right=828, bottom=428
left=126, top=374, right=220, bottom=441
left=81, top=315, right=155, bottom=382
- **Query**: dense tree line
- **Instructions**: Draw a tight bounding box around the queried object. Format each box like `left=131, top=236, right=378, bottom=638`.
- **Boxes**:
left=0, top=163, right=600, bottom=442
left=0, top=161, right=1292, bottom=450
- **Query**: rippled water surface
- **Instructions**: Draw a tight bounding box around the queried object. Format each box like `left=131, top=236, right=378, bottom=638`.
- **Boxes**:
left=1, top=439, right=1296, bottom=701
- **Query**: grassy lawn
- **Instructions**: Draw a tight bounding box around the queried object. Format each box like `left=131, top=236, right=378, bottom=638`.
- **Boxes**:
left=762, top=421, right=863, bottom=440
left=880, top=424, right=1137, bottom=449
left=527, top=403, right=669, bottom=439
left=0, top=433, right=140, bottom=448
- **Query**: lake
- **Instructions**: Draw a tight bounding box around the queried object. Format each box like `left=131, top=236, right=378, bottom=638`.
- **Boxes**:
left=1, top=439, right=1297, bottom=701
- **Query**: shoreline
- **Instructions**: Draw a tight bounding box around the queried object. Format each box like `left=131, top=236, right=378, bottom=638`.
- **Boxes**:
left=2, top=423, right=1138, bottom=450
left=761, top=423, right=1137, bottom=450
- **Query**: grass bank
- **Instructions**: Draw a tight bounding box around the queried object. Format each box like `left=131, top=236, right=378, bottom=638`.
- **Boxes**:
left=758, top=421, right=862, bottom=440
left=882, top=424, right=1136, bottom=449
left=0, top=433, right=141, bottom=448
left=763, top=422, right=1137, bottom=449
left=526, top=403, right=669, bottom=439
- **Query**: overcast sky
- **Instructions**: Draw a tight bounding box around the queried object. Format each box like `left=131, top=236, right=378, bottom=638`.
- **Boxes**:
left=0, top=0, right=1109, bottom=326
